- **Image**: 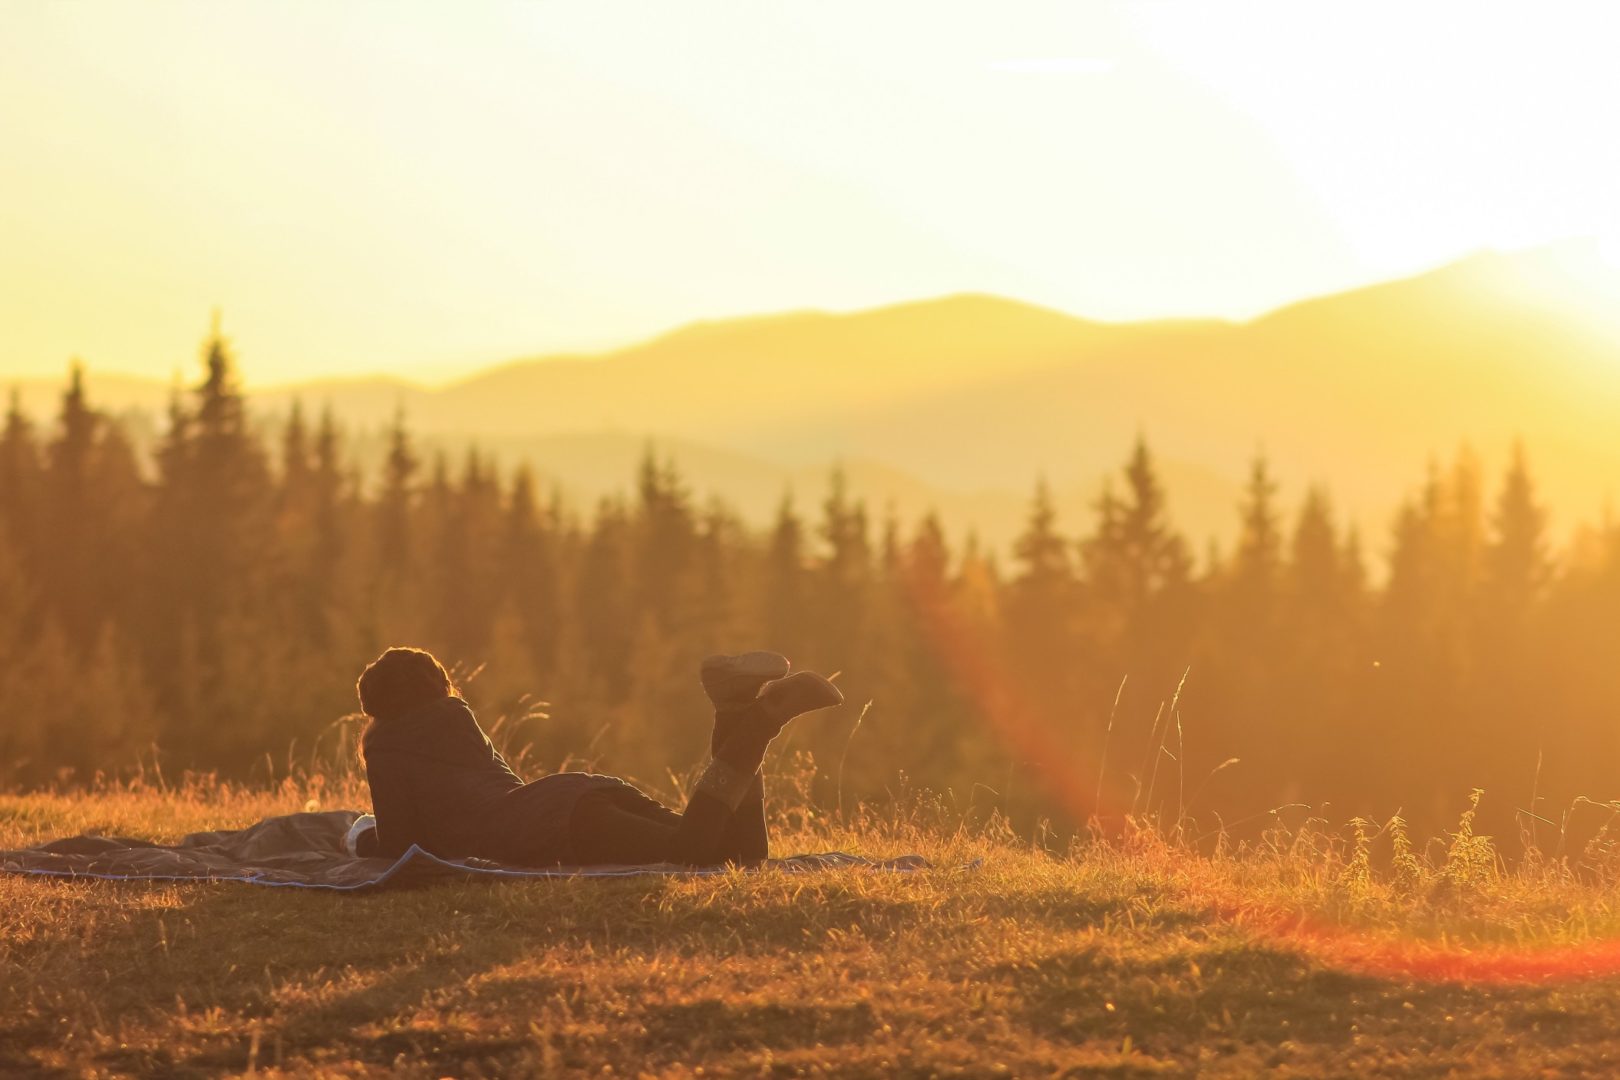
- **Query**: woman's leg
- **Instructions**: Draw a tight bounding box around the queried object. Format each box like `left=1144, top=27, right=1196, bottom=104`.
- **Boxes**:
left=566, top=784, right=740, bottom=867
left=565, top=793, right=668, bottom=864
left=568, top=779, right=766, bottom=866
left=688, top=674, right=840, bottom=857
left=566, top=672, right=842, bottom=866
left=701, top=654, right=792, bottom=865
left=566, top=789, right=689, bottom=864
left=712, top=701, right=769, bottom=864
left=717, top=774, right=768, bottom=864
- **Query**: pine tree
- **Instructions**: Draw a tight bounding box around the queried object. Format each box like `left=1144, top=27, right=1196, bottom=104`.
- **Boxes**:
left=422, top=450, right=469, bottom=658
left=1383, top=497, right=1435, bottom=635
left=503, top=463, right=559, bottom=675
left=1287, top=486, right=1339, bottom=612
left=1008, top=477, right=1074, bottom=663
left=143, top=378, right=196, bottom=714
left=1231, top=454, right=1282, bottom=611
left=953, top=530, right=1001, bottom=635
left=1012, top=477, right=1070, bottom=594
left=906, top=512, right=950, bottom=606
left=375, top=407, right=419, bottom=577
left=1080, top=437, right=1192, bottom=662
left=267, top=399, right=319, bottom=636
left=633, top=447, right=696, bottom=632
left=310, top=407, right=346, bottom=586
left=1472, top=442, right=1552, bottom=800
left=0, top=387, right=44, bottom=581
left=577, top=496, right=634, bottom=701
left=179, top=319, right=272, bottom=626
left=47, top=362, right=98, bottom=481
left=690, top=497, right=745, bottom=653
left=280, top=399, right=312, bottom=509
left=152, top=380, right=193, bottom=513
left=1073, top=437, right=1197, bottom=804
left=820, top=466, right=872, bottom=590
left=1001, top=476, right=1085, bottom=787
left=0, top=387, right=39, bottom=499
left=190, top=322, right=269, bottom=540
left=1198, top=454, right=1287, bottom=794
left=1340, top=525, right=1368, bottom=600
left=1438, top=445, right=1488, bottom=602
left=880, top=503, right=903, bottom=579
left=86, top=416, right=147, bottom=632
left=898, top=510, right=958, bottom=755
left=0, top=527, right=43, bottom=779
left=452, top=445, right=505, bottom=655
left=760, top=491, right=809, bottom=658
left=1485, top=441, right=1549, bottom=623
left=42, top=363, right=103, bottom=646
left=815, top=466, right=873, bottom=666
left=1272, top=485, right=1373, bottom=807
left=1083, top=438, right=1191, bottom=614
left=1375, top=457, right=1484, bottom=821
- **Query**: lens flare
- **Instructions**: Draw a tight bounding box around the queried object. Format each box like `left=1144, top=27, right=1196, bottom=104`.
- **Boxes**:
left=900, top=568, right=1620, bottom=987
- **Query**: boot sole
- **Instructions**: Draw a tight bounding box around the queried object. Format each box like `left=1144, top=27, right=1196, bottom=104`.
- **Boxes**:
left=756, top=671, right=845, bottom=724
left=701, top=651, right=791, bottom=702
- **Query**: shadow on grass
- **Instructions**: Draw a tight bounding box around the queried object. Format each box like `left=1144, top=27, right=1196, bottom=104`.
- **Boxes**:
left=984, top=935, right=1620, bottom=1066
left=640, top=998, right=878, bottom=1053
left=21, top=868, right=1618, bottom=1076
left=5, top=873, right=930, bottom=1074
left=988, top=887, right=1211, bottom=932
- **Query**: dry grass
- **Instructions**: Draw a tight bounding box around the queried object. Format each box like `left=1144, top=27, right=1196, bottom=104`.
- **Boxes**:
left=8, top=771, right=1620, bottom=1077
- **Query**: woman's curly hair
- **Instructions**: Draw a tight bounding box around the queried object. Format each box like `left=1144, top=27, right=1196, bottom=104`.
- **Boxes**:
left=356, top=646, right=458, bottom=728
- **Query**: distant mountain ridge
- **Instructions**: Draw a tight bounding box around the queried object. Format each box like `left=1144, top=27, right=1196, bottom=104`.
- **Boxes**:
left=11, top=244, right=1620, bottom=555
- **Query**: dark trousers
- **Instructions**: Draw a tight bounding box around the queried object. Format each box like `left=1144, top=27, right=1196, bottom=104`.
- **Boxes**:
left=566, top=774, right=768, bottom=867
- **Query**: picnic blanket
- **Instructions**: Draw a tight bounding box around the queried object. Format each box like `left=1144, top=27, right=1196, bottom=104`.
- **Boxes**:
left=0, top=810, right=931, bottom=891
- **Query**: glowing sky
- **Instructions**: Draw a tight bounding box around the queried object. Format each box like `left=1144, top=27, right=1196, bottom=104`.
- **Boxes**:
left=3, top=1, right=1618, bottom=385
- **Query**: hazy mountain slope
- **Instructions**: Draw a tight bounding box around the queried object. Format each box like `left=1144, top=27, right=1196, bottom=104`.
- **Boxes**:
left=739, top=249, right=1620, bottom=532
left=16, top=245, right=1620, bottom=551
left=396, top=247, right=1620, bottom=541
left=249, top=375, right=433, bottom=426
left=423, top=294, right=1178, bottom=438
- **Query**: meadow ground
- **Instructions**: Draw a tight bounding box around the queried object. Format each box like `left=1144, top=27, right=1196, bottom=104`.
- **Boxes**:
left=7, top=776, right=1620, bottom=1078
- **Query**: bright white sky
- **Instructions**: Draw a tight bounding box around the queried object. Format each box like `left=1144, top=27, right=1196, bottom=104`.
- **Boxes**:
left=2, top=1, right=1618, bottom=385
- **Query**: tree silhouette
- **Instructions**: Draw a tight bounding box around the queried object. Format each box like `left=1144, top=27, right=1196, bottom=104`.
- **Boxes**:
left=1485, top=441, right=1549, bottom=623
left=375, top=406, right=419, bottom=579
left=760, top=491, right=809, bottom=660
left=10, top=347, right=1620, bottom=842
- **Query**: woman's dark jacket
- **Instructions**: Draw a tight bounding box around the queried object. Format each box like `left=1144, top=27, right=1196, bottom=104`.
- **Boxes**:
left=361, top=696, right=630, bottom=865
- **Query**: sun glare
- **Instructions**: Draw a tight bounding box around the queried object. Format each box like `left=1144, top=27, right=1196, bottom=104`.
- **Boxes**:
left=5, top=4, right=1619, bottom=382
left=1599, top=230, right=1620, bottom=270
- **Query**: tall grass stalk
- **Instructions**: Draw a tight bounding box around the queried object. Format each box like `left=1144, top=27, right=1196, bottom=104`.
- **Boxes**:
left=1093, top=675, right=1128, bottom=815
left=835, top=701, right=872, bottom=823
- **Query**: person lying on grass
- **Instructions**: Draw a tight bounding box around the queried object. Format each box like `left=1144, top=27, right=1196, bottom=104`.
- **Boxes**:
left=355, top=646, right=843, bottom=867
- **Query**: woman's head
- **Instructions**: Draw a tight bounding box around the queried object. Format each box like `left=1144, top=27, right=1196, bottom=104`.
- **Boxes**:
left=356, top=647, right=457, bottom=723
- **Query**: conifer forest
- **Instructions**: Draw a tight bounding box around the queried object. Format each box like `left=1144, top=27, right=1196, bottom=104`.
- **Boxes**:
left=4, top=331, right=1617, bottom=843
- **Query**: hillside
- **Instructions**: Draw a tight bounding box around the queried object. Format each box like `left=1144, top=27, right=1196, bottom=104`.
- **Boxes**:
left=711, top=246, right=1620, bottom=528
left=13, top=244, right=1620, bottom=550
left=10, top=781, right=1620, bottom=1076
left=410, top=294, right=1139, bottom=450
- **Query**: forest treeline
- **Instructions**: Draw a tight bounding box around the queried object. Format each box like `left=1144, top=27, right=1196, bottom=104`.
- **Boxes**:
left=4, top=330, right=1620, bottom=839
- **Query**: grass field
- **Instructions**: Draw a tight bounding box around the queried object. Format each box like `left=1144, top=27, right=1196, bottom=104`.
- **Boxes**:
left=8, top=775, right=1620, bottom=1078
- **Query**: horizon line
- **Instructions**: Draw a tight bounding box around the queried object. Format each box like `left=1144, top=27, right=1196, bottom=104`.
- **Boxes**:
left=4, top=237, right=1608, bottom=395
